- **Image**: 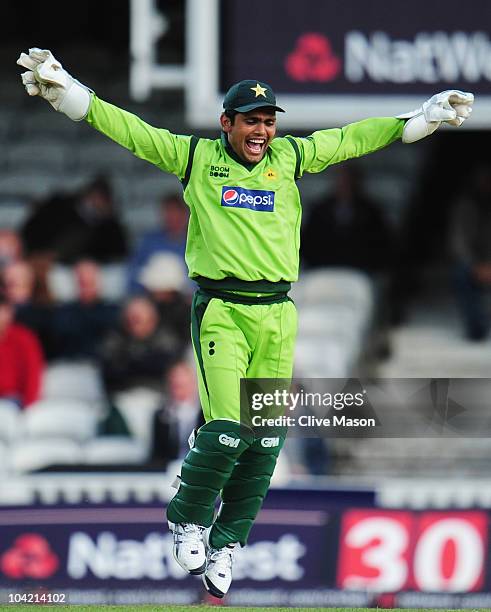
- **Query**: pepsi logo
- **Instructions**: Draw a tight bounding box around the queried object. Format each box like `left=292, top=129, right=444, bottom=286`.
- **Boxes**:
left=222, top=189, right=239, bottom=205
left=221, top=186, right=275, bottom=212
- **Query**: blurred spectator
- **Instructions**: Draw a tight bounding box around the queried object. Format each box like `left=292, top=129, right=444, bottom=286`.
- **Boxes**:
left=0, top=231, right=52, bottom=304
left=127, top=193, right=189, bottom=293
left=1, top=260, right=56, bottom=359
left=139, top=252, right=191, bottom=349
left=21, top=175, right=129, bottom=265
left=0, top=293, right=44, bottom=408
left=51, top=259, right=119, bottom=360
left=99, top=296, right=181, bottom=394
left=151, top=361, right=203, bottom=464
left=1, top=261, right=33, bottom=304
left=449, top=163, right=491, bottom=341
left=0, top=230, right=23, bottom=270
left=301, top=164, right=394, bottom=273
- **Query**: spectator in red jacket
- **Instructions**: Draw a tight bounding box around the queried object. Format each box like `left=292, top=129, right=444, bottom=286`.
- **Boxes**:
left=0, top=294, right=44, bottom=407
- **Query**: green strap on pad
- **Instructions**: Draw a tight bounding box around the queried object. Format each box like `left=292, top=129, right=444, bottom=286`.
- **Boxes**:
left=166, top=420, right=253, bottom=527
left=209, top=435, right=285, bottom=548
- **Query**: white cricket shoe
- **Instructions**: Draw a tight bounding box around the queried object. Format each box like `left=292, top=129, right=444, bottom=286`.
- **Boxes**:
left=168, top=521, right=206, bottom=575
left=202, top=542, right=237, bottom=598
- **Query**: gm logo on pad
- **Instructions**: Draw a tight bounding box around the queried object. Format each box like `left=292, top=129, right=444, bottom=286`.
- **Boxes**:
left=221, top=186, right=275, bottom=212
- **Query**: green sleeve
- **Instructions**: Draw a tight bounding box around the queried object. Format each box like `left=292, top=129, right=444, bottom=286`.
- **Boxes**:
left=291, top=117, right=404, bottom=175
left=86, top=94, right=191, bottom=179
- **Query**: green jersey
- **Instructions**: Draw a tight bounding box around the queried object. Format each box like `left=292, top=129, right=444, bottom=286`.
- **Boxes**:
left=86, top=95, right=403, bottom=283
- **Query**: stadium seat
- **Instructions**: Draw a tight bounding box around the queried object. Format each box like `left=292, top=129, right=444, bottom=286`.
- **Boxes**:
left=76, top=141, right=136, bottom=174
left=100, top=263, right=127, bottom=301
left=292, top=269, right=375, bottom=379
left=113, top=388, right=162, bottom=452
left=19, top=110, right=85, bottom=141
left=364, top=172, right=412, bottom=225
left=83, top=436, right=148, bottom=465
left=22, top=399, right=99, bottom=442
left=294, top=336, right=354, bottom=378
left=0, top=197, right=30, bottom=228
left=297, top=304, right=366, bottom=340
left=0, top=110, right=14, bottom=144
left=0, top=399, right=22, bottom=443
left=291, top=268, right=374, bottom=316
left=47, top=264, right=77, bottom=301
left=121, top=200, right=160, bottom=238
left=128, top=173, right=181, bottom=207
left=0, top=171, right=58, bottom=199
left=42, top=362, right=106, bottom=409
left=0, top=440, right=9, bottom=475
left=7, top=141, right=67, bottom=173
left=9, top=438, right=84, bottom=473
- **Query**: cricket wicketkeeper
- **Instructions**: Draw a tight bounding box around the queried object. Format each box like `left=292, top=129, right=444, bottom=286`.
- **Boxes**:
left=17, top=47, right=474, bottom=598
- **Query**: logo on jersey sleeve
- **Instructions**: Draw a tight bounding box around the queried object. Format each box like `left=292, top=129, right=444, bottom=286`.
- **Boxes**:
left=221, top=186, right=275, bottom=212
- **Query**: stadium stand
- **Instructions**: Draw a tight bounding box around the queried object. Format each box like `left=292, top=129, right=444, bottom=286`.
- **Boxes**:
left=291, top=268, right=375, bottom=377
left=84, top=436, right=148, bottom=466
left=22, top=399, right=99, bottom=442
left=0, top=399, right=21, bottom=444
left=41, top=361, right=106, bottom=407
left=9, top=438, right=85, bottom=473
left=47, top=263, right=127, bottom=302
left=2, top=36, right=490, bottom=483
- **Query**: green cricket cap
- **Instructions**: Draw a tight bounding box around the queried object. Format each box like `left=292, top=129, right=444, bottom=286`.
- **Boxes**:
left=223, top=80, right=285, bottom=113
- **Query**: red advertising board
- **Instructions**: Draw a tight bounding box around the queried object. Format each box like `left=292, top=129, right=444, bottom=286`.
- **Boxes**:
left=338, top=509, right=487, bottom=594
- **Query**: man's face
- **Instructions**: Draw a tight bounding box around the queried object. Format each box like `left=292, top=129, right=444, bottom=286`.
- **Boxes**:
left=221, top=109, right=277, bottom=163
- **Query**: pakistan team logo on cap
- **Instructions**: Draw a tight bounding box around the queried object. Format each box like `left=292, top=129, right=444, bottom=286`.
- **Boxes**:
left=251, top=83, right=267, bottom=97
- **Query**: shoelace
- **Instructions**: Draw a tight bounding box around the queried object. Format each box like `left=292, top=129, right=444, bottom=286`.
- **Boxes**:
left=208, top=545, right=235, bottom=574
left=175, top=524, right=204, bottom=546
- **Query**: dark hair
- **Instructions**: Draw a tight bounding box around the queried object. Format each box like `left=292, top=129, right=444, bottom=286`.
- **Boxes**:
left=224, top=109, right=238, bottom=124
left=85, top=174, right=112, bottom=200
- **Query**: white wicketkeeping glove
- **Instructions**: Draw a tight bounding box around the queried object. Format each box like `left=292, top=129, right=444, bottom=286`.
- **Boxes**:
left=397, top=90, right=474, bottom=144
left=17, top=48, right=91, bottom=121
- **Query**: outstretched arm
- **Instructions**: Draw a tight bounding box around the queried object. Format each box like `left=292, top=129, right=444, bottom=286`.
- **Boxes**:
left=86, top=95, right=191, bottom=178
left=290, top=117, right=404, bottom=175
left=17, top=48, right=191, bottom=179
left=289, top=90, right=474, bottom=175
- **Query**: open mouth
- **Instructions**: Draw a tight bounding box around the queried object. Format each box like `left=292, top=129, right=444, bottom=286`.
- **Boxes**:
left=245, top=138, right=266, bottom=155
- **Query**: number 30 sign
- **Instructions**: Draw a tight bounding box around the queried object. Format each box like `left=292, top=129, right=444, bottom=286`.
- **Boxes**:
left=337, top=509, right=487, bottom=593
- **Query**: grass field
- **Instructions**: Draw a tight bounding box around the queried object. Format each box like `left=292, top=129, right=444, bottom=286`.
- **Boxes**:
left=0, top=607, right=484, bottom=612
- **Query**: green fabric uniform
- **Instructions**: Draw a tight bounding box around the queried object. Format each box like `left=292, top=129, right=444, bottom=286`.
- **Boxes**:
left=86, top=95, right=404, bottom=547
left=87, top=95, right=403, bottom=284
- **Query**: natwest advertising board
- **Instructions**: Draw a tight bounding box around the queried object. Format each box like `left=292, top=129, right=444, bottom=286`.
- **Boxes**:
left=187, top=0, right=491, bottom=128
left=1, top=494, right=491, bottom=607
left=0, top=491, right=350, bottom=607
left=221, top=0, right=491, bottom=95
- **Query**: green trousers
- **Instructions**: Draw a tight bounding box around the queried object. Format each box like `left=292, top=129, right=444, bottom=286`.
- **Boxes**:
left=167, top=289, right=297, bottom=548
left=191, top=289, right=298, bottom=422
